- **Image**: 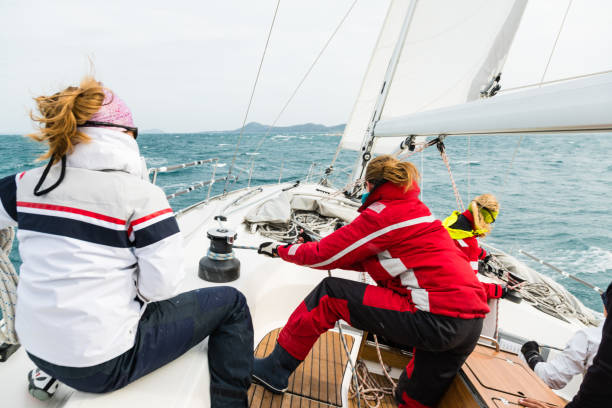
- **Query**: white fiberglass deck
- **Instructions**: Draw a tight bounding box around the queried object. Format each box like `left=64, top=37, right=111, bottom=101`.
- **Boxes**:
left=0, top=182, right=593, bottom=406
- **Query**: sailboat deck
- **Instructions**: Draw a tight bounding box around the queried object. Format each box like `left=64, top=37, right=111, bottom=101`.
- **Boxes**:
left=249, top=328, right=355, bottom=407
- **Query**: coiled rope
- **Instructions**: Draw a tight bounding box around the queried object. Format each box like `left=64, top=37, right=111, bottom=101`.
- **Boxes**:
left=257, top=211, right=341, bottom=243
left=521, top=282, right=598, bottom=326
left=0, top=227, right=19, bottom=345
left=348, top=360, right=395, bottom=408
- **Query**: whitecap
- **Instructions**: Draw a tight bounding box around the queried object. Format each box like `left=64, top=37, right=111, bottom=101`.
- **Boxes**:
left=553, top=246, right=612, bottom=276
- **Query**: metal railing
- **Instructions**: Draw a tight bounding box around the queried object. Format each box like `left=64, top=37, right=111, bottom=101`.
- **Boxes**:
left=149, top=158, right=229, bottom=201
left=149, top=157, right=338, bottom=206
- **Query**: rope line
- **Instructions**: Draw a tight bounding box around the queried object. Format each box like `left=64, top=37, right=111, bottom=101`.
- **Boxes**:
left=0, top=228, right=19, bottom=345
left=225, top=0, right=282, bottom=193
left=251, top=0, right=359, bottom=158
left=539, top=0, right=573, bottom=85
left=499, top=68, right=612, bottom=95
left=466, top=135, right=471, bottom=201
left=499, top=134, right=524, bottom=199
left=438, top=142, right=465, bottom=211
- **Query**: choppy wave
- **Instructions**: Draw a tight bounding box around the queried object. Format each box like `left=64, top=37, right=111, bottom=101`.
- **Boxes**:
left=2, top=132, right=611, bottom=310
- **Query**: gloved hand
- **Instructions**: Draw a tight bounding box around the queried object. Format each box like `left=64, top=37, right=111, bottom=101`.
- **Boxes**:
left=482, top=254, right=493, bottom=264
left=258, top=242, right=279, bottom=258
left=296, top=229, right=313, bottom=243
left=521, top=341, right=544, bottom=370
left=501, top=285, right=523, bottom=304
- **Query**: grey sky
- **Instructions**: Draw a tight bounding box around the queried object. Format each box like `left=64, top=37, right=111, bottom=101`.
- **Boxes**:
left=1, top=0, right=610, bottom=134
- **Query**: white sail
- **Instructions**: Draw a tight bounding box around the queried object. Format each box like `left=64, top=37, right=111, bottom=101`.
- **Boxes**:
left=340, top=0, right=527, bottom=154
left=339, top=0, right=414, bottom=152
left=375, top=71, right=612, bottom=138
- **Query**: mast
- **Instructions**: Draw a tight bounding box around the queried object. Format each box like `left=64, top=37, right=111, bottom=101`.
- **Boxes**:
left=351, top=0, right=418, bottom=183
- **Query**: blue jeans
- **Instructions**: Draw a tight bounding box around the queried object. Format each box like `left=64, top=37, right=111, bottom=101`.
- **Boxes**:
left=28, top=287, right=254, bottom=407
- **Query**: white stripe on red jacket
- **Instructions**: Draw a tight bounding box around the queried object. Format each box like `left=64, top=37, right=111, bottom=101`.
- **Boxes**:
left=277, top=182, right=489, bottom=319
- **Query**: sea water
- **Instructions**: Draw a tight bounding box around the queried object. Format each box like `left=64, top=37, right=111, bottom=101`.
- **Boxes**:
left=1, top=132, right=610, bottom=312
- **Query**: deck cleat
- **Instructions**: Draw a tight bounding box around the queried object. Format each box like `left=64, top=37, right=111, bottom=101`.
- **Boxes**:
left=28, top=368, right=59, bottom=401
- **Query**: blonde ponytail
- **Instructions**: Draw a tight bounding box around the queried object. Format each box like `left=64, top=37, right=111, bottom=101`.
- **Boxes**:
left=365, top=155, right=419, bottom=191
left=28, top=77, right=105, bottom=162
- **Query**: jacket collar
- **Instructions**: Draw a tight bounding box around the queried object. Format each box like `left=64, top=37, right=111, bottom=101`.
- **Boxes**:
left=462, top=209, right=475, bottom=228
left=67, top=127, right=146, bottom=179
left=358, top=181, right=421, bottom=212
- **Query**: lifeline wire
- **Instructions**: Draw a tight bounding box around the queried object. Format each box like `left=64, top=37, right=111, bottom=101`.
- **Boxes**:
left=225, top=0, right=282, bottom=193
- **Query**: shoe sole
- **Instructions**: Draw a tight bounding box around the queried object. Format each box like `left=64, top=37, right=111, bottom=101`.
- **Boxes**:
left=251, top=374, right=287, bottom=394
left=28, top=386, right=52, bottom=401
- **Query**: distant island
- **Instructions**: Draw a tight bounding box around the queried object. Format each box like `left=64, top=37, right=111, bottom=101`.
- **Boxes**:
left=142, top=128, right=166, bottom=134
left=136, top=122, right=347, bottom=135
left=215, top=122, right=345, bottom=134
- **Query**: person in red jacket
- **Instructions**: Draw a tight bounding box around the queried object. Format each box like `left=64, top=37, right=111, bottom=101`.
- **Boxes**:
left=442, top=194, right=507, bottom=300
left=255, top=155, right=489, bottom=408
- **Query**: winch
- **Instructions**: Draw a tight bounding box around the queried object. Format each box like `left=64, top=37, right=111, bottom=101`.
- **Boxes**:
left=198, top=216, right=240, bottom=283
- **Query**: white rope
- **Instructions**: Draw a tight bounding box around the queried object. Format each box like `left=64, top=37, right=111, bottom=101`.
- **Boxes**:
left=539, top=0, right=573, bottom=85
left=483, top=255, right=598, bottom=326
left=0, top=227, right=19, bottom=344
left=256, top=211, right=341, bottom=243
left=498, top=68, right=612, bottom=95
left=349, top=360, right=395, bottom=408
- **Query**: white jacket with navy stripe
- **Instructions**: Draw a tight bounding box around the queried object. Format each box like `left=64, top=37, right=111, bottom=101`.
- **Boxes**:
left=0, top=127, right=184, bottom=367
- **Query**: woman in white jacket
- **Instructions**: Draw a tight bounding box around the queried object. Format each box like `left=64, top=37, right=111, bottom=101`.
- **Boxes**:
left=0, top=77, right=253, bottom=407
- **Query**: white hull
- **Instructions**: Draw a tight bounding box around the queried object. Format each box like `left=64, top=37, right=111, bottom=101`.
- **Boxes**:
left=0, top=182, right=598, bottom=406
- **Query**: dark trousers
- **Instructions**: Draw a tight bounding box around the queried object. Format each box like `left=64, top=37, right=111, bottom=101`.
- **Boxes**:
left=28, top=287, right=254, bottom=407
left=277, top=277, right=482, bottom=408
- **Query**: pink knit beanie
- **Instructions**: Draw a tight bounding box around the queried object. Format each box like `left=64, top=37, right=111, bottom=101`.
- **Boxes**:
left=89, top=89, right=135, bottom=127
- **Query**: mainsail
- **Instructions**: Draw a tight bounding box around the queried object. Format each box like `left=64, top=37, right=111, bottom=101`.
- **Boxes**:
left=340, top=0, right=527, bottom=154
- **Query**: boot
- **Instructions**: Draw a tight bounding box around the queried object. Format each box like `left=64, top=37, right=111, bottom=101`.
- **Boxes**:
left=28, top=368, right=59, bottom=401
left=252, top=342, right=302, bottom=394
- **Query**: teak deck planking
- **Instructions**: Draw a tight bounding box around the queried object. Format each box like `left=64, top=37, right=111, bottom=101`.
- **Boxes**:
left=249, top=328, right=355, bottom=408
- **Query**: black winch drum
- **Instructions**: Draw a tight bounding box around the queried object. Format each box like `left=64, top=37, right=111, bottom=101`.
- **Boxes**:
left=198, top=226, right=241, bottom=283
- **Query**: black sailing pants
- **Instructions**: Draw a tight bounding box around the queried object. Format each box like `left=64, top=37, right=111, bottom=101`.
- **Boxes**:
left=277, top=277, right=483, bottom=408
left=28, top=287, right=254, bottom=407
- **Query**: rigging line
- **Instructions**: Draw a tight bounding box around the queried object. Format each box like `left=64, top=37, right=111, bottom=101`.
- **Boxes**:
left=438, top=142, right=465, bottom=211
left=499, top=134, right=523, bottom=199
left=224, top=0, right=282, bottom=193
left=539, top=0, right=573, bottom=85
left=498, top=68, right=612, bottom=94
left=467, top=135, right=470, bottom=202
left=251, top=0, right=359, bottom=158
left=420, top=148, right=424, bottom=202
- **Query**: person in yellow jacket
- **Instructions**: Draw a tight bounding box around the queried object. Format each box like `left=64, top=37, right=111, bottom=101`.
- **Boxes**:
left=443, top=194, right=518, bottom=302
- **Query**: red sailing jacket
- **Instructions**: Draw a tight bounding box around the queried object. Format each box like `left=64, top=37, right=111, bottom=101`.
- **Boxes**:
left=277, top=182, right=490, bottom=319
left=451, top=210, right=503, bottom=299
